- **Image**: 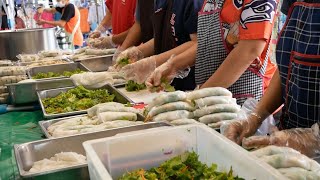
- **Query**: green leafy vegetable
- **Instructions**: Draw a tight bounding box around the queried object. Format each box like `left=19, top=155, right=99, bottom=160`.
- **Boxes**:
left=42, top=86, right=115, bottom=114
left=32, top=69, right=85, bottom=79
left=117, top=57, right=130, bottom=67
left=125, top=80, right=147, bottom=92
left=119, top=152, right=244, bottom=180
left=150, top=78, right=175, bottom=93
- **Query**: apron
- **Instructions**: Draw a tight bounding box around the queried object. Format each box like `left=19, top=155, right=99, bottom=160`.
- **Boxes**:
left=276, top=1, right=320, bottom=129
left=63, top=5, right=81, bottom=50
left=195, top=0, right=269, bottom=105
left=139, top=0, right=154, bottom=43
left=153, top=0, right=196, bottom=91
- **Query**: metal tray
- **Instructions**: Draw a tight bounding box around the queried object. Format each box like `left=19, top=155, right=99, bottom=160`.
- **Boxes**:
left=27, top=62, right=91, bottom=80
left=14, top=122, right=171, bottom=179
left=39, top=114, right=146, bottom=138
left=7, top=79, right=74, bottom=105
left=37, top=84, right=133, bottom=119
left=73, top=55, right=113, bottom=72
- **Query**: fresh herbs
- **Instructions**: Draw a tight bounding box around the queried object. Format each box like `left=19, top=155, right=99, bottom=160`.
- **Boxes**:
left=119, top=152, right=244, bottom=180
left=150, top=78, right=175, bottom=92
left=42, top=86, right=115, bottom=114
left=117, top=57, right=130, bottom=67
left=125, top=80, right=147, bottom=92
left=32, top=69, right=85, bottom=79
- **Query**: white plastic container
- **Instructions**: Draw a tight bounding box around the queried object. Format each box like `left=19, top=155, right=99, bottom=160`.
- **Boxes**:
left=83, top=124, right=286, bottom=180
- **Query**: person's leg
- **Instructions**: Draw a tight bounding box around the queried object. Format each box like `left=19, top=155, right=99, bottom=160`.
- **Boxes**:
left=74, top=45, right=81, bottom=49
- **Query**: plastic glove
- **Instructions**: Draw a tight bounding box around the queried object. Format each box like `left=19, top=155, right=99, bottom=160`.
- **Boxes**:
left=251, top=146, right=320, bottom=179
left=89, top=25, right=107, bottom=39
left=120, top=56, right=157, bottom=84
left=221, top=113, right=263, bottom=145
left=243, top=123, right=320, bottom=157
left=115, top=47, right=144, bottom=68
left=112, top=47, right=124, bottom=62
left=91, top=36, right=116, bottom=49
left=145, top=56, right=190, bottom=92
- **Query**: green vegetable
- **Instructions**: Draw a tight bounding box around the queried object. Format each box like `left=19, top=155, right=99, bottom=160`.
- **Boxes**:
left=32, top=69, right=85, bottom=79
left=125, top=80, right=147, bottom=92
left=117, top=57, right=130, bottom=67
left=119, top=152, right=244, bottom=180
left=150, top=78, right=175, bottom=92
left=42, top=86, right=115, bottom=114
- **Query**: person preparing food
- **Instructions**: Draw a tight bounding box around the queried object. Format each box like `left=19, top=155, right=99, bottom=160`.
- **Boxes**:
left=145, top=0, right=278, bottom=105
left=88, top=0, right=136, bottom=49
left=116, top=0, right=204, bottom=91
left=222, top=0, right=320, bottom=158
left=37, top=0, right=83, bottom=49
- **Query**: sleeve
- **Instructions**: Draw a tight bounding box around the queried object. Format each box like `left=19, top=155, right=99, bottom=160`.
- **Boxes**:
left=55, top=7, right=63, bottom=14
left=239, top=0, right=278, bottom=40
left=281, top=0, right=294, bottom=15
left=106, top=0, right=113, bottom=13
left=183, top=0, right=204, bottom=34
left=60, top=4, right=75, bottom=22
left=135, top=0, right=140, bottom=22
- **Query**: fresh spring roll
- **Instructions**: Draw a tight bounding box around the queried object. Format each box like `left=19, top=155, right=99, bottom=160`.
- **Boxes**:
left=153, top=110, right=193, bottom=122
left=198, top=113, right=237, bottom=124
left=147, top=91, right=187, bottom=111
left=187, top=87, right=232, bottom=100
left=98, top=112, right=137, bottom=122
left=147, top=101, right=195, bottom=119
left=97, top=106, right=140, bottom=114
left=170, top=119, right=199, bottom=126
left=193, top=96, right=237, bottom=108
left=87, top=102, right=124, bottom=117
left=193, top=104, right=240, bottom=117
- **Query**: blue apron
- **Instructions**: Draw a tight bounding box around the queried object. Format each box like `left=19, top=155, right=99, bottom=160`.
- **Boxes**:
left=276, top=1, right=320, bottom=129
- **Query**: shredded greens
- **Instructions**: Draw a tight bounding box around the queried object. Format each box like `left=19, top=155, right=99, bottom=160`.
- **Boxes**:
left=150, top=78, right=175, bottom=92
left=117, top=57, right=130, bottom=67
left=125, top=80, right=147, bottom=92
left=42, top=86, right=115, bottom=114
left=119, top=152, right=244, bottom=180
left=32, top=69, right=85, bottom=79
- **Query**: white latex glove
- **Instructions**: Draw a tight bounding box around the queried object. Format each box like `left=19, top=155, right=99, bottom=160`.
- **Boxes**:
left=115, top=46, right=144, bottom=68
left=91, top=36, right=116, bottom=49
left=120, top=56, right=157, bottom=84
left=89, top=25, right=107, bottom=39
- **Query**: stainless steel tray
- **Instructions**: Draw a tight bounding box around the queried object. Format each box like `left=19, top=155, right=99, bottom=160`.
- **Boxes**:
left=37, top=84, right=133, bottom=119
left=7, top=79, right=74, bottom=105
left=27, top=62, right=91, bottom=80
left=14, top=122, right=171, bottom=179
left=39, top=114, right=146, bottom=138
left=74, top=55, right=113, bottom=72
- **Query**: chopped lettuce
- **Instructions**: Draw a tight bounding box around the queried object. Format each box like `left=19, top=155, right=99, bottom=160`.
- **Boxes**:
left=119, top=152, right=244, bottom=180
left=42, top=86, right=115, bottom=114
left=117, top=57, right=130, bottom=67
left=125, top=80, right=147, bottom=92
left=32, top=69, right=85, bottom=79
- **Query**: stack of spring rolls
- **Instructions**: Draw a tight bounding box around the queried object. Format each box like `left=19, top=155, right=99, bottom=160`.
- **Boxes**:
left=47, top=102, right=143, bottom=138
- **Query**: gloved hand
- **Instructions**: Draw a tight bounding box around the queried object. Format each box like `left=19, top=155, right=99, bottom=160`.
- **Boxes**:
left=242, top=123, right=320, bottom=157
left=251, top=146, right=320, bottom=179
left=115, top=47, right=144, bottom=68
left=145, top=56, right=190, bottom=91
left=91, top=36, right=116, bottom=49
left=221, top=113, right=263, bottom=144
left=120, top=56, right=157, bottom=84
left=112, top=47, right=124, bottom=62
left=89, top=25, right=107, bottom=39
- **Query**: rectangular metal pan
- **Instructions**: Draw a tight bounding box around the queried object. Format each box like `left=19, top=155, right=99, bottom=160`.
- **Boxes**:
left=37, top=84, right=133, bottom=119
left=14, top=122, right=171, bottom=179
left=39, top=114, right=146, bottom=138
left=73, top=55, right=113, bottom=72
left=27, top=62, right=90, bottom=80
left=7, top=78, right=74, bottom=105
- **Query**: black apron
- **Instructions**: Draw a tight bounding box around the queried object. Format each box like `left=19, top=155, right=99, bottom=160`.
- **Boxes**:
left=139, top=0, right=154, bottom=43
left=195, top=0, right=270, bottom=105
left=153, top=0, right=196, bottom=91
left=276, top=1, right=320, bottom=129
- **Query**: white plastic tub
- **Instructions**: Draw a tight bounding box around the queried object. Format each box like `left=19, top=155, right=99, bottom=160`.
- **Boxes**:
left=83, top=124, right=286, bottom=180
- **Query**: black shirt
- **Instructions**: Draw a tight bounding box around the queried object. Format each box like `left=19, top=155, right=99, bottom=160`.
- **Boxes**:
left=56, top=3, right=75, bottom=22
left=1, top=15, right=9, bottom=30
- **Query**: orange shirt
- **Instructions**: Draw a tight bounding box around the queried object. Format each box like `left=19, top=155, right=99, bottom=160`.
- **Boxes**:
left=79, top=8, right=90, bottom=33
left=63, top=6, right=83, bottom=46
left=220, top=0, right=278, bottom=90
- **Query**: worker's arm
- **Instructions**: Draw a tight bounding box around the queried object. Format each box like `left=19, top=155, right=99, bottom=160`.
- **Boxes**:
left=112, top=30, right=130, bottom=45
left=119, top=21, right=142, bottom=50
left=201, top=39, right=266, bottom=88
left=39, top=19, right=66, bottom=27
left=137, top=38, right=155, bottom=57
left=43, top=8, right=57, bottom=13
left=155, top=34, right=197, bottom=66
left=97, top=10, right=112, bottom=31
